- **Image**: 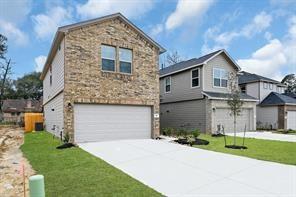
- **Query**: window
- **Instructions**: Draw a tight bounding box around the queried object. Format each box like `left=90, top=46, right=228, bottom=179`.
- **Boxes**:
left=213, top=68, right=228, bottom=87
left=49, top=66, right=52, bottom=86
left=269, top=83, right=273, bottom=90
left=191, top=68, right=199, bottom=88
left=119, top=48, right=132, bottom=74
left=263, top=82, right=268, bottom=89
left=101, top=45, right=116, bottom=71
left=165, top=77, right=171, bottom=93
left=241, top=85, right=246, bottom=93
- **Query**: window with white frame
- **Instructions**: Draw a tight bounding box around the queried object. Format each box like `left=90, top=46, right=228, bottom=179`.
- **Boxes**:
left=213, top=68, right=228, bottom=87
left=269, top=83, right=273, bottom=90
left=165, top=77, right=171, bottom=93
left=119, top=48, right=132, bottom=74
left=263, top=82, right=268, bottom=89
left=49, top=66, right=52, bottom=86
left=191, top=68, right=199, bottom=87
left=101, top=45, right=116, bottom=71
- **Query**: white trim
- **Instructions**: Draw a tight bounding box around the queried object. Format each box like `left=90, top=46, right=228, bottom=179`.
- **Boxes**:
left=213, top=67, right=228, bottom=88
left=164, top=76, right=171, bottom=93
left=160, top=63, right=203, bottom=78
left=119, top=47, right=133, bottom=74
left=202, top=92, right=258, bottom=102
left=204, top=49, right=241, bottom=70
left=191, top=68, right=200, bottom=88
left=269, top=83, right=273, bottom=90
left=263, top=82, right=268, bottom=89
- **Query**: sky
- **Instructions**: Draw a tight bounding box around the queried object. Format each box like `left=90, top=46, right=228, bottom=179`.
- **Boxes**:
left=0, top=0, right=295, bottom=81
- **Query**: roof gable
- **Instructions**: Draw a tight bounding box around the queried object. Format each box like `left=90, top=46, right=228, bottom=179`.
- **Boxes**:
left=159, top=49, right=240, bottom=78
left=260, top=92, right=296, bottom=106
left=238, top=71, right=285, bottom=86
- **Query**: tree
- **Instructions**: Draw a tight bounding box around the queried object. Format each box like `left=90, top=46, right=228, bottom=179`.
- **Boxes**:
left=281, top=74, right=296, bottom=93
left=15, top=72, right=43, bottom=100
left=227, top=72, right=244, bottom=146
left=166, top=51, right=183, bottom=66
left=0, top=34, right=12, bottom=114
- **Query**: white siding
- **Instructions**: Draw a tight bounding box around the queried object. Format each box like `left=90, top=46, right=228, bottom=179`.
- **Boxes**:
left=160, top=67, right=203, bottom=103
left=257, top=106, right=278, bottom=129
left=43, top=38, right=65, bottom=104
left=246, top=82, right=259, bottom=101
left=44, top=92, right=64, bottom=136
left=203, top=53, right=237, bottom=93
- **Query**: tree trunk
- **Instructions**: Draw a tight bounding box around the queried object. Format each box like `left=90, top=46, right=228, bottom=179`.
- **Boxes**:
left=0, top=58, right=11, bottom=114
left=233, top=114, right=236, bottom=145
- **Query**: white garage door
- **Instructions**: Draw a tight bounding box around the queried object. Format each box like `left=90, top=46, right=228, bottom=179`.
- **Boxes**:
left=287, top=111, right=296, bottom=130
left=214, top=108, right=252, bottom=133
left=74, top=104, right=151, bottom=143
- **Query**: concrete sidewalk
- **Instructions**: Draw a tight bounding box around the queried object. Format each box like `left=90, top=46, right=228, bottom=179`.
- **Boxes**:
left=227, top=131, right=296, bottom=142
left=79, top=139, right=296, bottom=196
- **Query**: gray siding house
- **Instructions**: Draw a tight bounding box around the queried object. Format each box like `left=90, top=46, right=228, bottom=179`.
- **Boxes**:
left=160, top=50, right=257, bottom=133
left=238, top=72, right=296, bottom=130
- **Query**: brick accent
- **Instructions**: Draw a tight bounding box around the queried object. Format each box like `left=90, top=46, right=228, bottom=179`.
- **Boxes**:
left=63, top=17, right=160, bottom=142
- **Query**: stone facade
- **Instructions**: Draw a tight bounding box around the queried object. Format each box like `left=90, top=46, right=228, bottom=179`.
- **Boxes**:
left=63, top=17, right=160, bottom=141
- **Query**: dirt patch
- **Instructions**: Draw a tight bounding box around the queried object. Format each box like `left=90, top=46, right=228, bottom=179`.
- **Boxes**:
left=0, top=126, right=35, bottom=197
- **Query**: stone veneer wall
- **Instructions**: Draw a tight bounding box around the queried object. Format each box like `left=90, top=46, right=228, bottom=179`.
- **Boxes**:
left=63, top=17, right=160, bottom=142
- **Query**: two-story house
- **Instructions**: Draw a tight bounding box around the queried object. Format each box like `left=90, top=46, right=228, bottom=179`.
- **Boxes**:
left=41, top=13, right=165, bottom=143
left=159, top=50, right=257, bottom=134
left=239, top=71, right=296, bottom=130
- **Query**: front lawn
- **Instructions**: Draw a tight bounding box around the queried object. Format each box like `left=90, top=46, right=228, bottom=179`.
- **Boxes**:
left=21, top=132, right=161, bottom=196
left=196, top=134, right=296, bottom=165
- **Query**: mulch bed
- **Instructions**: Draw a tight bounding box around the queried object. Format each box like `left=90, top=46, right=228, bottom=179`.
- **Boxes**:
left=225, top=145, right=248, bottom=149
left=174, top=138, right=209, bottom=146
left=56, top=143, right=76, bottom=149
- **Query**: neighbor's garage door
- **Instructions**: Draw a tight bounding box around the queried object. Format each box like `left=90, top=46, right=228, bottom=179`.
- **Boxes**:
left=287, top=111, right=296, bottom=130
left=74, top=104, right=151, bottom=143
left=214, top=108, right=252, bottom=133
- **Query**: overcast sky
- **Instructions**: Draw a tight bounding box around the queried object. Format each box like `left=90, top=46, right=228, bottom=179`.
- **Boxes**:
left=1, top=0, right=295, bottom=80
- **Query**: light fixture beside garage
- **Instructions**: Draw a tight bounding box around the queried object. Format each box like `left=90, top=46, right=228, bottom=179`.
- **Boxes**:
left=67, top=102, right=72, bottom=110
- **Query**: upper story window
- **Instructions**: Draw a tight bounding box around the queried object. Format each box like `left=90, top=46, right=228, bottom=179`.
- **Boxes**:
left=269, top=83, right=273, bottom=90
left=191, top=68, right=200, bottom=88
left=101, top=45, right=116, bottom=72
left=213, top=68, right=228, bottom=88
left=49, top=66, right=52, bottom=86
left=119, top=48, right=132, bottom=74
left=165, top=77, right=171, bottom=93
left=263, top=82, right=268, bottom=89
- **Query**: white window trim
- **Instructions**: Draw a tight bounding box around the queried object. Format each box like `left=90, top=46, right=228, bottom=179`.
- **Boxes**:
left=269, top=83, right=273, bottom=90
left=213, top=67, right=228, bottom=88
left=191, top=68, right=200, bottom=88
left=101, top=45, right=116, bottom=72
left=119, top=48, right=133, bottom=74
left=164, top=76, right=171, bottom=93
left=263, top=82, right=268, bottom=89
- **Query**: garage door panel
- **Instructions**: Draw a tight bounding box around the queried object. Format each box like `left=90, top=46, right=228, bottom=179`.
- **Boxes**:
left=287, top=111, right=296, bottom=130
left=214, top=108, right=252, bottom=133
left=74, top=104, right=151, bottom=143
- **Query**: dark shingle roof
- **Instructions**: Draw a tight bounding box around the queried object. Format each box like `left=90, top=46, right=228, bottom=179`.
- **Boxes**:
left=283, top=92, right=296, bottom=99
left=238, top=71, right=284, bottom=85
left=203, top=91, right=257, bottom=101
left=260, top=92, right=296, bottom=106
left=159, top=50, right=222, bottom=77
left=3, top=99, right=42, bottom=113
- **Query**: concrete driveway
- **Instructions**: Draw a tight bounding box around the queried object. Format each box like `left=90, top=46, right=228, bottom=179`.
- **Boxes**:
left=79, top=139, right=296, bottom=196
left=227, top=131, right=296, bottom=142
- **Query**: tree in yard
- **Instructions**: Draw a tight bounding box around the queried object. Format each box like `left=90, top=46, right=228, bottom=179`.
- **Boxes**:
left=166, top=50, right=183, bottom=66
left=227, top=72, right=244, bottom=146
left=281, top=74, right=296, bottom=93
left=15, top=72, right=43, bottom=100
left=0, top=34, right=12, bottom=115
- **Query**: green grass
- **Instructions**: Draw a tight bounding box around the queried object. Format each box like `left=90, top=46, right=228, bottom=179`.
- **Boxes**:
left=21, top=132, right=161, bottom=197
left=195, top=134, right=296, bottom=165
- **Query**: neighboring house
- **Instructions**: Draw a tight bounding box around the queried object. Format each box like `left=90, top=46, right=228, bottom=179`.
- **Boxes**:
left=41, top=13, right=165, bottom=143
left=159, top=49, right=257, bottom=134
left=238, top=71, right=296, bottom=130
left=2, top=99, right=42, bottom=123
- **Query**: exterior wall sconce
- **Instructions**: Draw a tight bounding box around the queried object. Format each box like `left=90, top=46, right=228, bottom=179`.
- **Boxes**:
left=212, top=107, right=216, bottom=112
left=67, top=102, right=72, bottom=110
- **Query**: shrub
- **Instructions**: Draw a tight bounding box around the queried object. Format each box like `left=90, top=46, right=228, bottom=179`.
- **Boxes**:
left=63, top=132, right=70, bottom=143
left=186, top=134, right=195, bottom=146
left=192, top=129, right=200, bottom=138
